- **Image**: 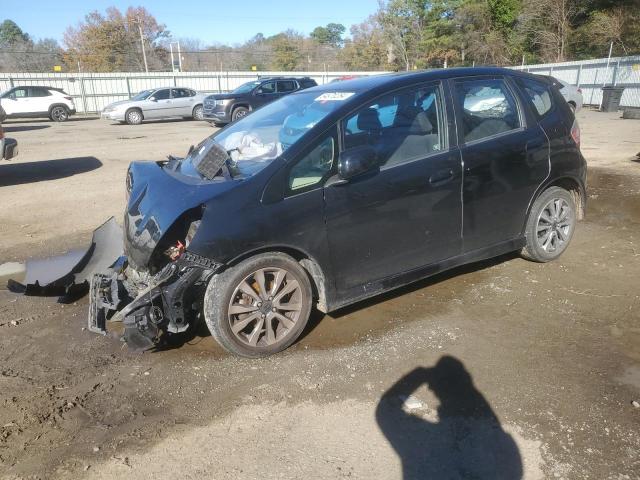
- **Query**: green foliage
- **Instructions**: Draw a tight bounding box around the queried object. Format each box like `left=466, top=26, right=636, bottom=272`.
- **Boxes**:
left=487, top=0, right=520, bottom=34
left=310, top=23, right=346, bottom=47
left=0, top=19, right=29, bottom=46
left=270, top=31, right=303, bottom=71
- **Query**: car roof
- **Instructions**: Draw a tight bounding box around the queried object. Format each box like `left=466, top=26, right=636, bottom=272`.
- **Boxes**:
left=308, top=67, right=548, bottom=94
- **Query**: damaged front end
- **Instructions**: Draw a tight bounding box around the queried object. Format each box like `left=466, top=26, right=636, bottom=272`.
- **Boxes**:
left=88, top=249, right=219, bottom=350
left=10, top=148, right=233, bottom=351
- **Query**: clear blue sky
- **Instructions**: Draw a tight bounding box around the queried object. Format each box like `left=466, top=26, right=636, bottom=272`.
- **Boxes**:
left=1, top=0, right=377, bottom=46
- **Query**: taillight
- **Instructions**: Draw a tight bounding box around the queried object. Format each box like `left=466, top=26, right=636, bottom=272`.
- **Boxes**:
left=64, top=96, right=74, bottom=101
left=570, top=120, right=580, bottom=149
left=577, top=88, right=582, bottom=94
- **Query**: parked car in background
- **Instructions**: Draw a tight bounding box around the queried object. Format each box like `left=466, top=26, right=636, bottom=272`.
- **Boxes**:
left=0, top=105, right=18, bottom=160
left=330, top=75, right=365, bottom=82
left=0, top=86, right=76, bottom=122
left=101, top=87, right=207, bottom=125
left=84, top=67, right=586, bottom=357
left=203, top=77, right=318, bottom=126
left=546, top=77, right=583, bottom=112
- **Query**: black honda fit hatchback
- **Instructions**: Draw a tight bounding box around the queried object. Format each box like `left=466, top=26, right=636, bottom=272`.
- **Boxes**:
left=97, top=67, right=586, bottom=357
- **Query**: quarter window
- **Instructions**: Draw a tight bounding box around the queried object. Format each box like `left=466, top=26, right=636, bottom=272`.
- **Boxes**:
left=288, top=135, right=335, bottom=193
left=343, top=83, right=445, bottom=168
left=454, top=79, right=521, bottom=143
left=518, top=78, right=553, bottom=117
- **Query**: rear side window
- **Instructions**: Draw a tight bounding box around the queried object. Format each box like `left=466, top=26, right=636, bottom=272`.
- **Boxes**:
left=300, top=79, right=317, bottom=89
left=277, top=80, right=297, bottom=93
left=30, top=87, right=51, bottom=97
left=518, top=78, right=553, bottom=117
left=454, top=78, right=521, bottom=143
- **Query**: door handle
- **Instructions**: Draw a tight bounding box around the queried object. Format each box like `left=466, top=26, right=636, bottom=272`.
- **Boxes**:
left=429, top=168, right=454, bottom=185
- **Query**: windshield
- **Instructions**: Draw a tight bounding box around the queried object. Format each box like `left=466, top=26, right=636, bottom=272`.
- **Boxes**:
left=232, top=81, right=261, bottom=94
left=131, top=90, right=153, bottom=101
left=178, top=90, right=353, bottom=179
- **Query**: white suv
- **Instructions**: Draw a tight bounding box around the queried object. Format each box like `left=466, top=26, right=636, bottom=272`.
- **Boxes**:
left=0, top=86, right=76, bottom=122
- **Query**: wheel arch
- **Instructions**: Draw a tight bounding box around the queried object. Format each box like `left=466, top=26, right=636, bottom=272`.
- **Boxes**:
left=224, top=246, right=329, bottom=313
left=524, top=175, right=585, bottom=235
left=48, top=103, right=69, bottom=114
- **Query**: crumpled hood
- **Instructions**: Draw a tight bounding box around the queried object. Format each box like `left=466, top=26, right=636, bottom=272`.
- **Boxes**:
left=124, top=161, right=236, bottom=270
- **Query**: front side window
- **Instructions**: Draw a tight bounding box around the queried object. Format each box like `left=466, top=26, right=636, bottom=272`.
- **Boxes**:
left=13, top=88, right=28, bottom=98
left=258, top=82, right=276, bottom=94
left=288, top=135, right=335, bottom=193
left=517, top=78, right=553, bottom=117
left=454, top=78, right=521, bottom=143
left=153, top=89, right=170, bottom=100
left=277, top=80, right=297, bottom=93
left=343, top=83, right=445, bottom=168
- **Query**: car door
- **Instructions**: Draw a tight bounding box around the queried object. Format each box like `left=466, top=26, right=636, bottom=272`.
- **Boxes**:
left=451, top=76, right=550, bottom=252
left=324, top=82, right=463, bottom=293
left=144, top=88, right=172, bottom=119
left=1, top=87, right=31, bottom=115
left=252, top=81, right=277, bottom=108
left=171, top=88, right=195, bottom=116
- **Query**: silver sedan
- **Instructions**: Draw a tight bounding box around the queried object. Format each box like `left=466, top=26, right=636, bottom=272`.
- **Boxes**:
left=102, top=87, right=207, bottom=125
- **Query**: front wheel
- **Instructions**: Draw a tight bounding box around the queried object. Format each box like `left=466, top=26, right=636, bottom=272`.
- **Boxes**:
left=521, top=187, right=577, bottom=262
left=231, top=106, right=249, bottom=122
left=50, top=106, right=69, bottom=122
left=192, top=104, right=204, bottom=121
left=203, top=253, right=313, bottom=358
left=125, top=108, right=143, bottom=125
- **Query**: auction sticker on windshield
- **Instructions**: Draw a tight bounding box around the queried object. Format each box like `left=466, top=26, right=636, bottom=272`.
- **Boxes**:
left=315, top=92, right=355, bottom=102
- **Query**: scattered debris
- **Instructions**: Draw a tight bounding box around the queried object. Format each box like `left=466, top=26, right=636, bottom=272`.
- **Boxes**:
left=400, top=395, right=424, bottom=410
left=632, top=400, right=640, bottom=408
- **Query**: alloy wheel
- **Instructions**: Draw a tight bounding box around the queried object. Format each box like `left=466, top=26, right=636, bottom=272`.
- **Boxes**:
left=227, top=267, right=304, bottom=347
left=536, top=198, right=574, bottom=253
left=51, top=106, right=68, bottom=121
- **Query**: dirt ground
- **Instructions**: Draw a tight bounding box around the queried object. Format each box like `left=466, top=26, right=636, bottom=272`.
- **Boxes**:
left=0, top=110, right=639, bottom=480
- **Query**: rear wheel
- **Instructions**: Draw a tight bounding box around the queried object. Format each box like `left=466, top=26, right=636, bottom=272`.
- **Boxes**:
left=521, top=187, right=577, bottom=262
left=50, top=106, right=69, bottom=122
left=231, top=106, right=249, bottom=122
left=125, top=108, right=143, bottom=125
left=203, top=253, right=313, bottom=358
left=192, top=104, right=204, bottom=120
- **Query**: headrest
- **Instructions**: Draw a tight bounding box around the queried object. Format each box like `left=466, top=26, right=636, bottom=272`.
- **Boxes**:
left=357, top=108, right=382, bottom=132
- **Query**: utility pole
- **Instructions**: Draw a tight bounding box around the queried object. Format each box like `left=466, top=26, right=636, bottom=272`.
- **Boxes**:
left=136, top=17, right=149, bottom=73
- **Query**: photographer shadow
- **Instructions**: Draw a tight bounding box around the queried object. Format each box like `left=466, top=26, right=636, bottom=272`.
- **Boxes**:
left=376, top=356, right=522, bottom=479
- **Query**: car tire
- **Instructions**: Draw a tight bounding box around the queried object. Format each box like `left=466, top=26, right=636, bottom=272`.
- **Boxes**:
left=568, top=102, right=576, bottom=113
left=521, top=186, right=577, bottom=263
left=125, top=108, right=143, bottom=125
left=50, top=105, right=69, bottom=122
left=231, top=106, right=249, bottom=122
left=192, top=104, right=204, bottom=121
left=203, top=252, right=313, bottom=358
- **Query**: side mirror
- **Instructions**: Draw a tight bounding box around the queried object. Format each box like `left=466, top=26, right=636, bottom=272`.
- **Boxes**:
left=149, top=96, right=157, bottom=102
left=338, top=146, right=378, bottom=180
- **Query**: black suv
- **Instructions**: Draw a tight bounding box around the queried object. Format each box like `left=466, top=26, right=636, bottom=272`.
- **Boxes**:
left=70, top=67, right=586, bottom=357
left=203, top=76, right=317, bottom=125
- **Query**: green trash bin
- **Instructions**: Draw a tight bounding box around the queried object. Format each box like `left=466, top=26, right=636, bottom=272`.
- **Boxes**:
left=601, top=86, right=625, bottom=112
